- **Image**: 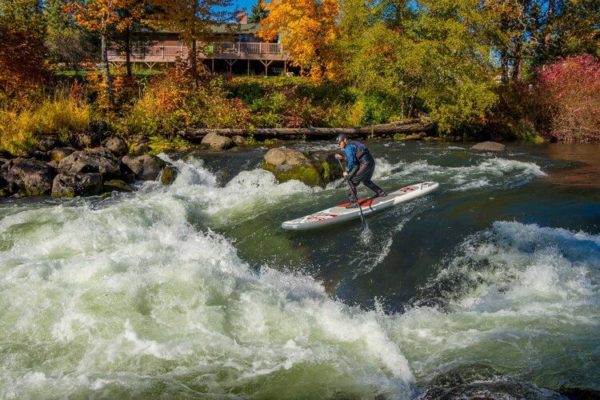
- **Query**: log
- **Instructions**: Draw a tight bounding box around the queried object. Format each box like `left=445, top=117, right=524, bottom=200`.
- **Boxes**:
left=180, top=120, right=434, bottom=142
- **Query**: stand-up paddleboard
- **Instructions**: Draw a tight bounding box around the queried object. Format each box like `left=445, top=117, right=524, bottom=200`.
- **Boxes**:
left=282, top=181, right=439, bottom=231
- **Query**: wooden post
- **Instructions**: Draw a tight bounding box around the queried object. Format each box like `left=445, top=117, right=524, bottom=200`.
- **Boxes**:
left=259, top=59, right=273, bottom=76
left=211, top=58, right=214, bottom=73
left=247, top=59, right=250, bottom=75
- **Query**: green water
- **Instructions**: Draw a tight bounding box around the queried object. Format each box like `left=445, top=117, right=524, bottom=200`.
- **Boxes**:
left=0, top=141, right=598, bottom=399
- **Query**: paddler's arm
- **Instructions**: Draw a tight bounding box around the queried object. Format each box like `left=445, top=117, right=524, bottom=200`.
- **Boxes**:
left=344, top=143, right=357, bottom=175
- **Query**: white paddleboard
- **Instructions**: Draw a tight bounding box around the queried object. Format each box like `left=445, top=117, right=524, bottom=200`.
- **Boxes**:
left=282, top=181, right=439, bottom=231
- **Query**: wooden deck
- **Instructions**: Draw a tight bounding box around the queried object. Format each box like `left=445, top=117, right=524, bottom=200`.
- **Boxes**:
left=108, top=42, right=289, bottom=63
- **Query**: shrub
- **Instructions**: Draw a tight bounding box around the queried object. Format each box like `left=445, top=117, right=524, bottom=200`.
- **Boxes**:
left=536, top=55, right=600, bottom=142
left=0, top=86, right=91, bottom=155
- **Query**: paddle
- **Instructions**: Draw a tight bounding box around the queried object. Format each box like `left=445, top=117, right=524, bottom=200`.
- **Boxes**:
left=337, top=158, right=368, bottom=229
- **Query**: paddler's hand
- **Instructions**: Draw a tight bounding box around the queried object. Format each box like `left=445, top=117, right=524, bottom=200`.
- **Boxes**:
left=343, top=171, right=348, bottom=177
left=335, top=153, right=343, bottom=160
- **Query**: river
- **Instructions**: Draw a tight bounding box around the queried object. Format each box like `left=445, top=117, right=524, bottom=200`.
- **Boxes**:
left=0, top=141, right=598, bottom=399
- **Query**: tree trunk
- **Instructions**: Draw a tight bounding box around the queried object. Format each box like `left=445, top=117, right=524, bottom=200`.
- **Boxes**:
left=190, top=39, right=198, bottom=87
left=125, top=26, right=132, bottom=78
left=500, top=48, right=509, bottom=84
left=180, top=120, right=434, bottom=142
left=101, top=31, right=114, bottom=107
left=511, top=39, right=523, bottom=81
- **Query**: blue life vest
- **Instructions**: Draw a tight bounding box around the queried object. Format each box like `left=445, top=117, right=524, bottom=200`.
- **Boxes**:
left=344, top=141, right=370, bottom=172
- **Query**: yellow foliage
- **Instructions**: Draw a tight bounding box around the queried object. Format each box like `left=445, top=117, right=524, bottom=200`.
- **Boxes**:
left=259, top=0, right=340, bottom=80
left=0, top=94, right=91, bottom=156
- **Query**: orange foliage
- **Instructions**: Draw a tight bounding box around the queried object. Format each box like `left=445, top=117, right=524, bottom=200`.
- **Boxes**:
left=0, top=27, right=48, bottom=98
left=65, top=0, right=145, bottom=34
left=258, top=0, right=339, bottom=80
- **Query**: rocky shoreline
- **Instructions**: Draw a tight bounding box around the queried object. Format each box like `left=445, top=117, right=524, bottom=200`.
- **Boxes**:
left=0, top=121, right=177, bottom=199
left=0, top=119, right=508, bottom=199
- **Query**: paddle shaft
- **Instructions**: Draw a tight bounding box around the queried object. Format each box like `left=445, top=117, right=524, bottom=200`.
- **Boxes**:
left=337, top=158, right=367, bottom=229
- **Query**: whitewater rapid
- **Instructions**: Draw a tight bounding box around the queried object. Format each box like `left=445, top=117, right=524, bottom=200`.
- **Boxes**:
left=0, top=152, right=597, bottom=399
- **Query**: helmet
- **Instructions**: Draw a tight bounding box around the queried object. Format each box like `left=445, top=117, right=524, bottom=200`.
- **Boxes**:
left=335, top=133, right=348, bottom=143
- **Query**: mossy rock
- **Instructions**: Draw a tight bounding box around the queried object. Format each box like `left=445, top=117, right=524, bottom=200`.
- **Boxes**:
left=262, top=160, right=322, bottom=187
left=394, top=132, right=425, bottom=141
left=160, top=165, right=178, bottom=185
left=103, top=179, right=133, bottom=192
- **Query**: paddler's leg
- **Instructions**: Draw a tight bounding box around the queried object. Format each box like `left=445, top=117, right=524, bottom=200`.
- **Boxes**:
left=361, top=158, right=386, bottom=197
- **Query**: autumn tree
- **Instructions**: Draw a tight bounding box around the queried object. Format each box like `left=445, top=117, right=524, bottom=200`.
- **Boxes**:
left=0, top=0, right=48, bottom=98
left=147, top=0, right=232, bottom=85
left=66, top=0, right=146, bottom=107
left=259, top=0, right=340, bottom=80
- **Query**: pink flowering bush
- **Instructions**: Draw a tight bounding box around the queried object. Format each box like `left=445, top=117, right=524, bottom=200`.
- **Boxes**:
left=537, top=55, right=600, bottom=142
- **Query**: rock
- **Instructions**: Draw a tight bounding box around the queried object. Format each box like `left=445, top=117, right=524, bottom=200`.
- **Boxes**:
left=264, top=147, right=311, bottom=168
left=29, top=150, right=49, bottom=161
left=72, top=120, right=109, bottom=149
left=103, top=179, right=133, bottom=192
left=121, top=154, right=165, bottom=181
left=36, top=135, right=60, bottom=152
left=308, top=151, right=344, bottom=183
left=48, top=147, right=75, bottom=162
left=51, top=173, right=103, bottom=197
left=73, top=131, right=101, bottom=149
left=232, top=135, right=246, bottom=145
left=160, top=165, right=178, bottom=185
left=471, top=141, right=506, bottom=152
left=0, top=158, right=56, bottom=196
left=262, top=147, right=339, bottom=187
left=58, top=148, right=121, bottom=177
left=104, top=136, right=128, bottom=156
left=393, top=132, right=426, bottom=141
left=130, top=142, right=149, bottom=156
left=201, top=132, right=234, bottom=151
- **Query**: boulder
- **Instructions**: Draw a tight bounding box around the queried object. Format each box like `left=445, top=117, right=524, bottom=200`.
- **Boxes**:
left=201, top=132, right=234, bottom=151
left=58, top=148, right=121, bottom=177
left=36, top=135, right=60, bottom=152
left=264, top=147, right=311, bottom=168
left=30, top=150, right=50, bottom=161
left=121, top=154, right=165, bottom=181
left=160, top=165, right=178, bottom=185
left=471, top=141, right=506, bottom=152
left=103, top=179, right=133, bottom=192
left=128, top=135, right=150, bottom=156
left=51, top=173, right=103, bottom=197
left=0, top=158, right=56, bottom=196
left=72, top=120, right=109, bottom=149
left=48, top=147, right=75, bottom=162
left=308, top=151, right=344, bottom=183
left=393, top=132, right=426, bottom=141
left=104, top=136, right=128, bottom=156
left=262, top=147, right=341, bottom=187
left=232, top=135, right=246, bottom=145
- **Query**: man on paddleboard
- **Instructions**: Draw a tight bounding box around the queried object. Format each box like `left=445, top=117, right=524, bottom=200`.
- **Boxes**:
left=335, top=134, right=386, bottom=207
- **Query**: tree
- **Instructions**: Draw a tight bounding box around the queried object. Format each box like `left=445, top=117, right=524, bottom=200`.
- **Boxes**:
left=45, top=0, right=97, bottom=72
left=413, top=0, right=498, bottom=133
left=147, top=0, right=232, bottom=85
left=65, top=0, right=146, bottom=107
left=249, top=0, right=268, bottom=23
left=0, top=0, right=48, bottom=97
left=259, top=0, right=340, bottom=80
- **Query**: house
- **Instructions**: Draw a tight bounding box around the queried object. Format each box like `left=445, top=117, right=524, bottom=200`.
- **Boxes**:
left=107, top=12, right=291, bottom=76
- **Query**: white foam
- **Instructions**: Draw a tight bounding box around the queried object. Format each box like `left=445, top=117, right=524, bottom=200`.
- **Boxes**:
left=0, top=162, right=415, bottom=398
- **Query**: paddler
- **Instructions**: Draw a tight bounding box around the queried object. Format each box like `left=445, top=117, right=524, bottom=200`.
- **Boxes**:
left=335, top=134, right=386, bottom=207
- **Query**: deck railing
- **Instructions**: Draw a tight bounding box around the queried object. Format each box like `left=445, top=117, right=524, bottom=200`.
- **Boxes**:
left=107, top=41, right=285, bottom=62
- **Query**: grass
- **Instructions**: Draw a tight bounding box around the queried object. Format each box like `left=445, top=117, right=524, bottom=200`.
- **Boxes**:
left=0, top=94, right=91, bottom=155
